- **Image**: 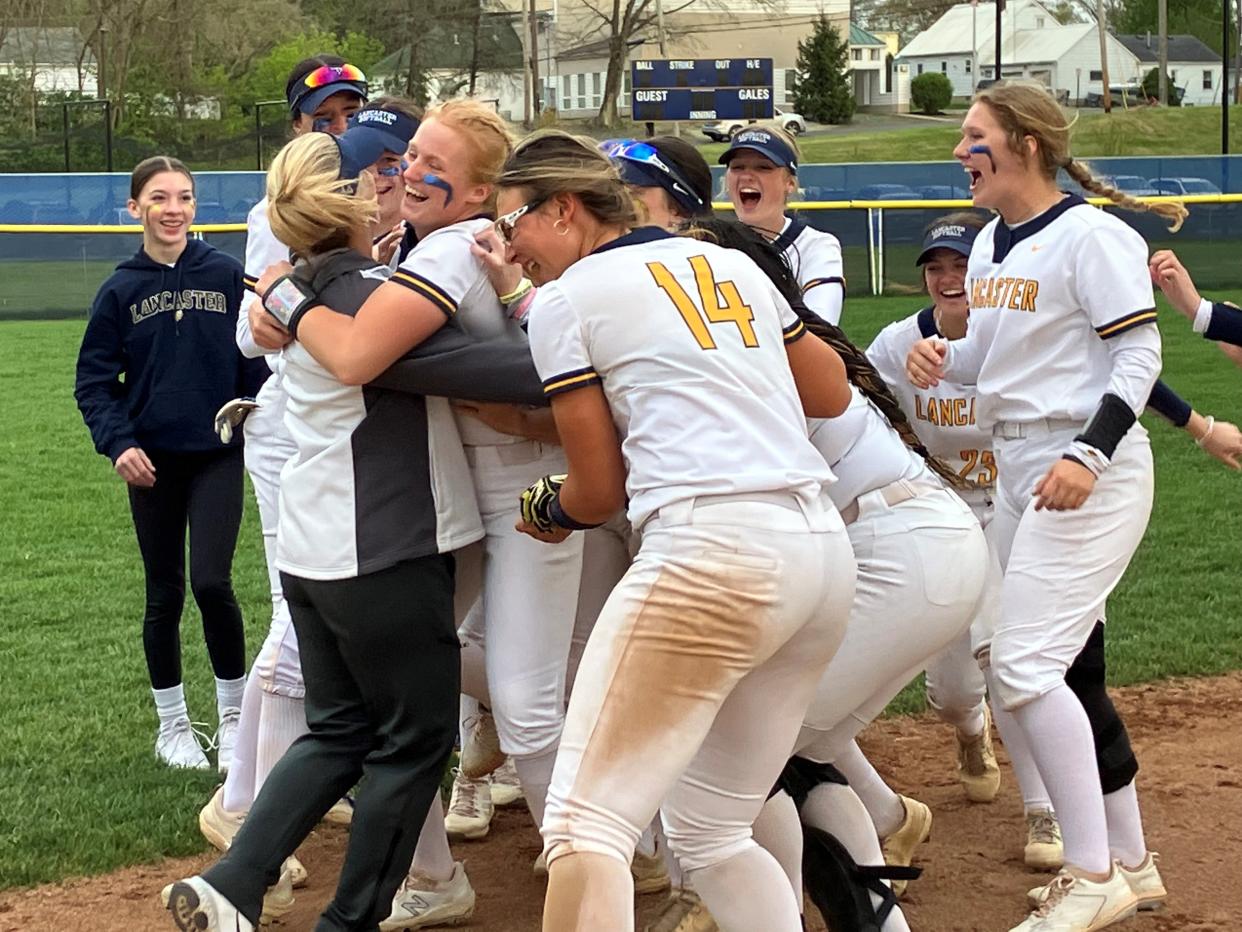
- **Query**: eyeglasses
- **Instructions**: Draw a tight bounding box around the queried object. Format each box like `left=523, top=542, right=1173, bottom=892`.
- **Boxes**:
left=600, top=139, right=705, bottom=210
left=495, top=197, right=547, bottom=245
left=301, top=63, right=366, bottom=90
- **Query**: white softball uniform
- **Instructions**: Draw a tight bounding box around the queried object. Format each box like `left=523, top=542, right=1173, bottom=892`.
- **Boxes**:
left=774, top=217, right=845, bottom=325
left=869, top=308, right=995, bottom=724
left=394, top=219, right=584, bottom=762
left=793, top=388, right=988, bottom=763
left=528, top=230, right=856, bottom=919
left=943, top=196, right=1160, bottom=709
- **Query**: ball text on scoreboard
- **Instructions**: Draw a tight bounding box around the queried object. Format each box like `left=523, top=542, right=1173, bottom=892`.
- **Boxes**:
left=630, top=58, right=775, bottom=122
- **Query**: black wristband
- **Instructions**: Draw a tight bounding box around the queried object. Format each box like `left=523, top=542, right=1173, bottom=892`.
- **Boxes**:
left=262, top=273, right=319, bottom=338
left=549, top=494, right=603, bottom=531
left=1145, top=379, right=1191, bottom=428
left=1075, top=392, right=1137, bottom=459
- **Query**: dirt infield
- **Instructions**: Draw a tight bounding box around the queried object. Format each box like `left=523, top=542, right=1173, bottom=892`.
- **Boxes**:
left=3, top=673, right=1239, bottom=932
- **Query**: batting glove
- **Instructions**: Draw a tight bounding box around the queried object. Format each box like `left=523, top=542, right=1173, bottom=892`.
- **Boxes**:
left=214, top=397, right=261, bottom=444
left=520, top=474, right=566, bottom=533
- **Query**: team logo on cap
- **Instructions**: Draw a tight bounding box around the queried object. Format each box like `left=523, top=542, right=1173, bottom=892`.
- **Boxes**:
left=929, top=224, right=966, bottom=240
left=357, top=109, right=398, bottom=127
left=736, top=130, right=773, bottom=145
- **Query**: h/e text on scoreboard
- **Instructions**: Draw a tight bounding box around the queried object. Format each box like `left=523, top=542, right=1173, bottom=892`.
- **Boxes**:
left=630, top=58, right=775, bottom=122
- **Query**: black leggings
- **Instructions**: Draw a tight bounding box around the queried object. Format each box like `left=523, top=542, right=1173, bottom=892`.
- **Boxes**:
left=127, top=446, right=246, bottom=689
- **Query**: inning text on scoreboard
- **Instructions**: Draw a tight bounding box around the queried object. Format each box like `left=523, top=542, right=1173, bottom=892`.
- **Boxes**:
left=630, top=58, right=775, bottom=122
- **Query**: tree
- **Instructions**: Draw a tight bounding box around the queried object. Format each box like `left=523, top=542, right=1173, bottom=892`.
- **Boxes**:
left=1111, top=0, right=1239, bottom=56
left=854, top=0, right=956, bottom=46
left=911, top=71, right=952, bottom=114
left=793, top=16, right=855, bottom=125
left=1141, top=65, right=1181, bottom=103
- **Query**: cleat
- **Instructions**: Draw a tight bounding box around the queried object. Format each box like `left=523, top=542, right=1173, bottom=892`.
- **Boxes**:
left=880, top=796, right=932, bottom=898
left=1025, top=809, right=1065, bottom=872
left=215, top=707, right=241, bottom=775
left=199, top=786, right=245, bottom=852
left=157, top=717, right=211, bottom=770
left=644, top=889, right=719, bottom=932
left=632, top=849, right=672, bottom=895
left=324, top=794, right=355, bottom=825
left=444, top=768, right=493, bottom=840
left=957, top=705, right=1001, bottom=802
left=1117, top=852, right=1166, bottom=911
left=164, top=876, right=254, bottom=932
left=283, top=855, right=308, bottom=889
left=489, top=758, right=524, bottom=808
left=162, top=868, right=292, bottom=924
left=380, top=861, right=476, bottom=930
left=460, top=709, right=505, bottom=779
left=1012, top=868, right=1137, bottom=931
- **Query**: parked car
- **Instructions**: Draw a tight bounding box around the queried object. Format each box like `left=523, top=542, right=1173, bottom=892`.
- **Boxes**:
left=1102, top=175, right=1160, bottom=196
left=855, top=184, right=921, bottom=201
left=701, top=107, right=806, bottom=142
left=919, top=184, right=971, bottom=200
left=1149, top=176, right=1222, bottom=196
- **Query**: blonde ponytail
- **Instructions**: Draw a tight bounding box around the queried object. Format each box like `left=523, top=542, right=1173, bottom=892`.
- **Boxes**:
left=1063, top=159, right=1187, bottom=232
left=266, top=133, right=378, bottom=258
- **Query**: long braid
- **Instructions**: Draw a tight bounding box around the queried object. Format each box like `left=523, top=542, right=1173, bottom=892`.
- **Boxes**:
left=1063, top=159, right=1187, bottom=232
left=681, top=216, right=967, bottom=490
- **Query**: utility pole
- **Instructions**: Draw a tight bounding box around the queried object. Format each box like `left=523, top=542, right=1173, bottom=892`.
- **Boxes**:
left=995, top=0, right=1003, bottom=80
left=529, top=0, right=540, bottom=120
left=1158, top=0, right=1168, bottom=104
left=98, top=23, right=108, bottom=104
left=521, top=0, right=532, bottom=126
left=1097, top=0, right=1111, bottom=113
left=1224, top=0, right=1230, bottom=152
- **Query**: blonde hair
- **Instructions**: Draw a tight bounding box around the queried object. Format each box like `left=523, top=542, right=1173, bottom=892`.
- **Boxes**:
left=266, top=133, right=377, bottom=258
left=975, top=82, right=1187, bottom=232
left=423, top=99, right=513, bottom=210
left=498, top=130, right=638, bottom=228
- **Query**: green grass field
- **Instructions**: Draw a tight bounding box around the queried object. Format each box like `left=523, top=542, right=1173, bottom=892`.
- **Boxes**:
left=1, top=300, right=1240, bottom=892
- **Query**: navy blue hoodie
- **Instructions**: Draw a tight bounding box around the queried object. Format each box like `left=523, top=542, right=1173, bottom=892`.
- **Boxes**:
left=75, top=238, right=270, bottom=461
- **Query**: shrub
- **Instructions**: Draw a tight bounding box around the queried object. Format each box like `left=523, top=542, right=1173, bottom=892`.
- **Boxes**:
left=911, top=72, right=953, bottom=114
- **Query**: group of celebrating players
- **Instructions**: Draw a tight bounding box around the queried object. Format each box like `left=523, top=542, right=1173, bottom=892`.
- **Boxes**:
left=73, top=52, right=1242, bottom=932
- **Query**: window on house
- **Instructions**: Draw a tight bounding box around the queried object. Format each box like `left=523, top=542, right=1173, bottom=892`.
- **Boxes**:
left=852, top=48, right=862, bottom=60
left=917, top=63, right=924, bottom=74
left=1089, top=69, right=1103, bottom=81
left=1170, top=69, right=1178, bottom=81
left=965, top=58, right=972, bottom=73
left=592, top=72, right=602, bottom=107
left=941, top=60, right=947, bottom=72
left=785, top=68, right=799, bottom=98
left=577, top=73, right=586, bottom=110
left=870, top=48, right=880, bottom=60
left=621, top=70, right=631, bottom=104
left=1204, top=70, right=1213, bottom=89
left=562, top=74, right=571, bottom=109
left=884, top=54, right=893, bottom=93
left=1036, top=16, right=1045, bottom=27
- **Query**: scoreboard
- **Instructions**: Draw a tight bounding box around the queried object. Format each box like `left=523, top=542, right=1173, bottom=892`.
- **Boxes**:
left=630, top=58, right=774, bottom=122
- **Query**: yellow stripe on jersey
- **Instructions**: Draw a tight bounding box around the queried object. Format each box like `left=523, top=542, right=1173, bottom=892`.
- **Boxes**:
left=390, top=271, right=457, bottom=317
left=782, top=319, right=807, bottom=343
left=242, top=273, right=259, bottom=291
left=802, top=276, right=845, bottom=293
left=1095, top=308, right=1158, bottom=339
left=542, top=367, right=602, bottom=396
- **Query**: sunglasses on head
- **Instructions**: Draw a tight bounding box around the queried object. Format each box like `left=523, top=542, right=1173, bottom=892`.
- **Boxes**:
left=601, top=139, right=705, bottom=210
left=301, top=63, right=366, bottom=89
left=495, top=196, right=548, bottom=245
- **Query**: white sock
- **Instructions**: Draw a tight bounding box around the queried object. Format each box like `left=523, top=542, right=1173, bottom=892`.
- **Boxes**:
left=955, top=706, right=987, bottom=738
left=409, top=795, right=455, bottom=883
left=751, top=791, right=803, bottom=908
left=215, top=675, right=246, bottom=716
left=221, top=672, right=264, bottom=812
left=459, top=694, right=481, bottom=746
left=637, top=822, right=657, bottom=858
left=655, top=820, right=686, bottom=890
left=513, top=746, right=557, bottom=831
left=799, top=782, right=911, bottom=932
left=1103, top=780, right=1148, bottom=869
left=688, top=846, right=804, bottom=932
left=255, top=692, right=308, bottom=795
left=833, top=741, right=905, bottom=838
left=1010, top=683, right=1111, bottom=875
left=152, top=684, right=189, bottom=729
left=985, top=669, right=1053, bottom=814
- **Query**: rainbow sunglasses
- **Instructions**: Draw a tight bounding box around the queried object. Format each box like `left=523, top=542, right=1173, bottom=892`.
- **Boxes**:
left=291, top=63, right=368, bottom=115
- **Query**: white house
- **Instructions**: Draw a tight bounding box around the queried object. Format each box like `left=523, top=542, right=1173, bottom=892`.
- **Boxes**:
left=1114, top=33, right=1224, bottom=105
left=897, top=0, right=1144, bottom=103
left=0, top=27, right=96, bottom=95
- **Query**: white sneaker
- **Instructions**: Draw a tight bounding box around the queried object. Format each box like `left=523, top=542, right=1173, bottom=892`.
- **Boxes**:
left=379, top=862, right=476, bottom=930
left=156, top=718, right=210, bottom=770
left=324, top=794, right=355, bottom=825
left=644, top=890, right=719, bottom=932
left=1117, top=853, right=1166, bottom=911
left=1025, top=809, right=1065, bottom=872
left=489, top=758, right=524, bottom=808
left=199, top=786, right=245, bottom=851
left=957, top=705, right=1001, bottom=803
left=284, top=855, right=308, bottom=889
left=163, top=867, right=293, bottom=925
left=880, top=795, right=932, bottom=898
left=444, top=769, right=494, bottom=840
left=460, top=710, right=505, bottom=779
left=1012, top=868, right=1138, bottom=931
left=165, top=876, right=254, bottom=931
left=215, top=707, right=241, bottom=774
left=632, top=849, right=672, bottom=894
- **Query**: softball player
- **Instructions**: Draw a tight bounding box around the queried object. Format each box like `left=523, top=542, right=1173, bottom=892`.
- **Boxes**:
left=720, top=127, right=846, bottom=325
left=497, top=131, right=857, bottom=932
left=1150, top=247, right=1242, bottom=372
left=907, top=83, right=1185, bottom=931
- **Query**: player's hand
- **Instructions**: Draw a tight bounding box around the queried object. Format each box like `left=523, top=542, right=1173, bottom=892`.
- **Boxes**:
left=520, top=474, right=566, bottom=533
left=115, top=446, right=156, bottom=487
left=515, top=517, right=573, bottom=543
left=1033, top=458, right=1096, bottom=511
left=248, top=297, right=292, bottom=351
left=1196, top=418, right=1242, bottom=470
left=1148, top=249, right=1201, bottom=320
left=452, top=401, right=529, bottom=437
left=373, top=223, right=404, bottom=266
left=214, top=397, right=261, bottom=444
left=471, top=226, right=524, bottom=297
left=906, top=337, right=947, bottom=389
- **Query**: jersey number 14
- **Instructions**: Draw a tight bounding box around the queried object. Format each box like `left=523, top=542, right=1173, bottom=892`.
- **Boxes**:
left=647, top=255, right=759, bottom=350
